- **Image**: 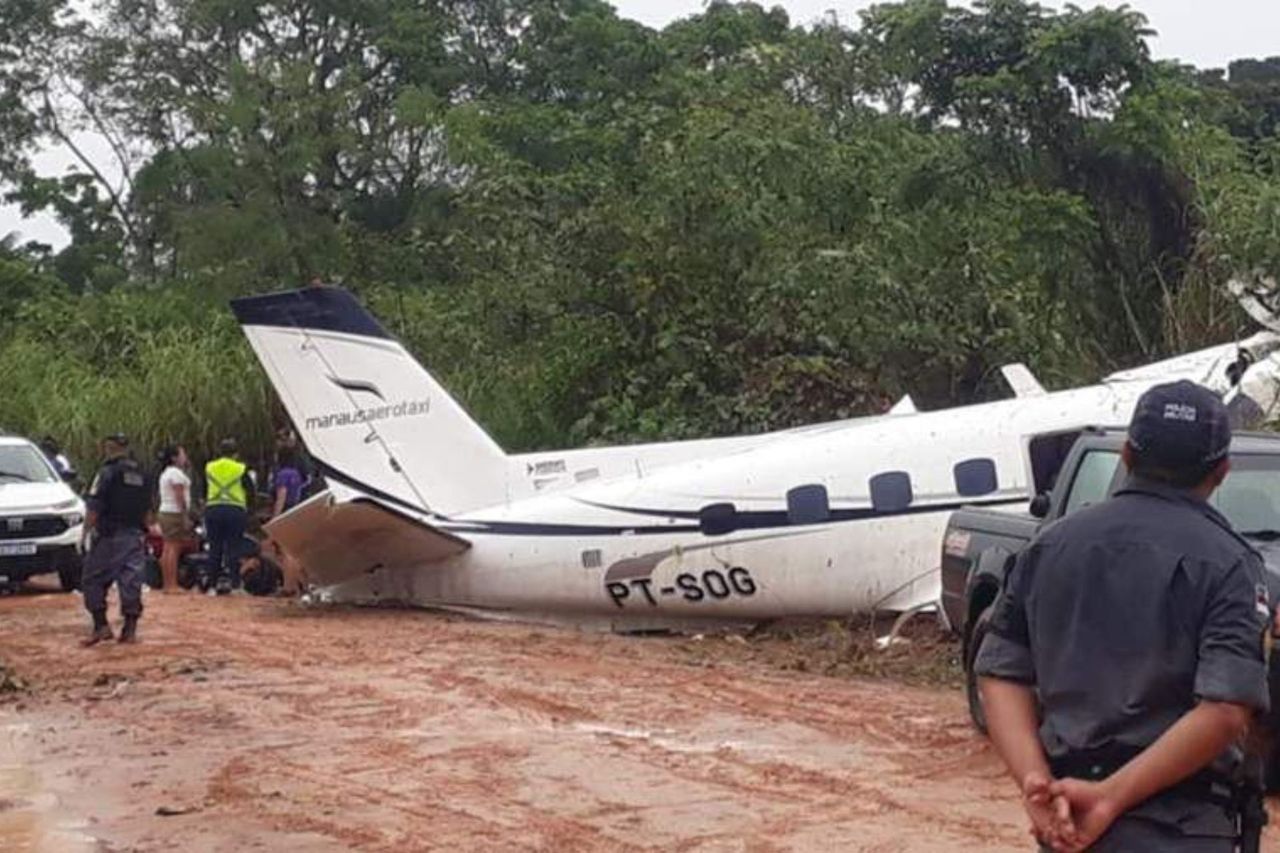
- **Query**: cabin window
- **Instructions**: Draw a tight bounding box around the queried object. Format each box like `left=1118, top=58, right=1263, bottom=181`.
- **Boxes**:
left=699, top=502, right=738, bottom=536
left=787, top=484, right=830, bottom=524
left=954, top=458, right=998, bottom=497
left=580, top=549, right=602, bottom=569
left=869, top=471, right=913, bottom=512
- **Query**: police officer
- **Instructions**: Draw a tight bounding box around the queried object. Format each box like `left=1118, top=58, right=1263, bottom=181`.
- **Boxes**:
left=204, top=438, right=254, bottom=594
left=81, top=433, right=151, bottom=645
left=976, top=380, right=1269, bottom=852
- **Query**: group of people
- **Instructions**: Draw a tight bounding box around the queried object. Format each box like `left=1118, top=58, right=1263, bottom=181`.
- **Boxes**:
left=78, top=429, right=310, bottom=646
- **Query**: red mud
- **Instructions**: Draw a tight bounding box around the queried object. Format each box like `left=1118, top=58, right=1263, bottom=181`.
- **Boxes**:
left=0, top=585, right=1277, bottom=851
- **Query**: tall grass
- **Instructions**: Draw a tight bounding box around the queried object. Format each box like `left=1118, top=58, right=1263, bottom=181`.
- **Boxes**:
left=0, top=288, right=276, bottom=473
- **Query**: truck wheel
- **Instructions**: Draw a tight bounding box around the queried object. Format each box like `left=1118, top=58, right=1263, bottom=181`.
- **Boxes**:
left=965, top=603, right=994, bottom=735
left=58, top=555, right=83, bottom=592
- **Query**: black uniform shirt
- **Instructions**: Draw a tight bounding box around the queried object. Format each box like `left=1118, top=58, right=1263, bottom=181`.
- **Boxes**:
left=87, top=457, right=151, bottom=535
left=974, top=474, right=1270, bottom=834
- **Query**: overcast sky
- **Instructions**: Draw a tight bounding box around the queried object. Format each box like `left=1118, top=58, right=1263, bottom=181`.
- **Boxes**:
left=4, top=0, right=1277, bottom=250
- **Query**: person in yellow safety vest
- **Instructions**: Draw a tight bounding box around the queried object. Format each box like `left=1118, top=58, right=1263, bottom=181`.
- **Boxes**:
left=204, top=437, right=255, bottom=595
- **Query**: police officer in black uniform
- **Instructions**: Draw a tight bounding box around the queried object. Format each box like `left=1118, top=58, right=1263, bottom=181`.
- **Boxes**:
left=81, top=433, right=152, bottom=645
left=976, top=380, right=1270, bottom=852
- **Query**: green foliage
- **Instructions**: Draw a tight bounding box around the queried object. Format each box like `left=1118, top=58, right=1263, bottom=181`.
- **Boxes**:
left=1, top=0, right=1279, bottom=458
left=0, top=289, right=274, bottom=469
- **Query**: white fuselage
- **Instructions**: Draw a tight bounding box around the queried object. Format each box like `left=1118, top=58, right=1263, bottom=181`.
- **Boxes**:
left=327, top=381, right=1148, bottom=625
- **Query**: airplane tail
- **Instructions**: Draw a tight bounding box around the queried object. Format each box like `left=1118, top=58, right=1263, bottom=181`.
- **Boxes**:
left=231, top=287, right=508, bottom=517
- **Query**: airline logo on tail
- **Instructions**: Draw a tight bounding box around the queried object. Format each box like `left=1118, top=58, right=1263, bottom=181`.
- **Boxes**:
left=307, top=376, right=431, bottom=432
left=329, top=375, right=386, bottom=400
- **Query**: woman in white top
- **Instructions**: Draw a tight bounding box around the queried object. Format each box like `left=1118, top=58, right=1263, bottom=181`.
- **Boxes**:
left=156, top=445, right=193, bottom=593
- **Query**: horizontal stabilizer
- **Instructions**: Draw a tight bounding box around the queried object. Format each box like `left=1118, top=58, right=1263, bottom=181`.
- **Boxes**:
left=1000, top=363, right=1045, bottom=398
left=266, top=491, right=470, bottom=587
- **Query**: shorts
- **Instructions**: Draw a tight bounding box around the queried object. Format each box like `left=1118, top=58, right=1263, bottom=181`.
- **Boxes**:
left=157, top=512, right=192, bottom=540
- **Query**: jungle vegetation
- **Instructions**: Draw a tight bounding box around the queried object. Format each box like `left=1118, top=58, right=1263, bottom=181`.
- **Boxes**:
left=1, top=0, right=1279, bottom=467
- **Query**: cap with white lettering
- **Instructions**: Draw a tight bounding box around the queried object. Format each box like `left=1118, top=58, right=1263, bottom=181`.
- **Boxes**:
left=1126, top=380, right=1231, bottom=469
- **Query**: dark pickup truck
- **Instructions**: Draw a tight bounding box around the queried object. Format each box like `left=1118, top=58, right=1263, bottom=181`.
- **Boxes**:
left=941, top=426, right=1280, bottom=736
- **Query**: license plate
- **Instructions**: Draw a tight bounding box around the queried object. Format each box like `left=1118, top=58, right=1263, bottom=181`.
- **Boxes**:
left=0, top=542, right=37, bottom=557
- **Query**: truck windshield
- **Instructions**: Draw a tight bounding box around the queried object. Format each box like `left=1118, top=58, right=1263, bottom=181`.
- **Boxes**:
left=1212, top=454, right=1280, bottom=537
left=0, top=444, right=59, bottom=484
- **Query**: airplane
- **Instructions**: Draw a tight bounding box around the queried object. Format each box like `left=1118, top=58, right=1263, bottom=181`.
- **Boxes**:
left=231, top=286, right=1280, bottom=630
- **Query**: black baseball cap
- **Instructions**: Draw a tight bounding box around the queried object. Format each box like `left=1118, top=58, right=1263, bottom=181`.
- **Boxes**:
left=102, top=432, right=129, bottom=446
left=1126, top=380, right=1231, bottom=469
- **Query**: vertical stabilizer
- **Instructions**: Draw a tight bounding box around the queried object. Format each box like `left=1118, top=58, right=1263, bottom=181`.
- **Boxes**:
left=231, top=287, right=507, bottom=516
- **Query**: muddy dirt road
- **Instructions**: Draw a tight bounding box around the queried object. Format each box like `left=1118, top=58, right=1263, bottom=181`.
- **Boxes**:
left=1, top=588, right=1276, bottom=852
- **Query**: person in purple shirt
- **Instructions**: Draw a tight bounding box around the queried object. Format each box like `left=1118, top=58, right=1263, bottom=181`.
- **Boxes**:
left=269, top=449, right=305, bottom=518
left=265, top=448, right=307, bottom=595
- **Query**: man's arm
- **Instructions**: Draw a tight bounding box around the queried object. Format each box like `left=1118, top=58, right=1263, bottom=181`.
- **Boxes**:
left=981, top=677, right=1053, bottom=786
left=1088, top=700, right=1249, bottom=810
left=82, top=467, right=107, bottom=546
left=1051, top=700, right=1251, bottom=852
left=972, top=549, right=1073, bottom=844
left=973, top=548, right=1041, bottom=781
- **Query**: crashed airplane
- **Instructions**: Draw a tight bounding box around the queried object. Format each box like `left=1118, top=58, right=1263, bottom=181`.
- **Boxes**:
left=231, top=287, right=1280, bottom=629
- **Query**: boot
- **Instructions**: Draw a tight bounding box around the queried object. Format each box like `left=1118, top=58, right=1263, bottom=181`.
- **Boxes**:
left=81, top=611, right=113, bottom=646
left=118, top=616, right=139, bottom=644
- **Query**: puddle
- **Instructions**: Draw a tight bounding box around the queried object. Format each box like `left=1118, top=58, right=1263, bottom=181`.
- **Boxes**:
left=0, top=724, right=97, bottom=852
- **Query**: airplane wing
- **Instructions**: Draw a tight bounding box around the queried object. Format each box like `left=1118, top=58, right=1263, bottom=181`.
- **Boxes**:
left=1000, top=363, right=1046, bottom=398
left=266, top=491, right=471, bottom=587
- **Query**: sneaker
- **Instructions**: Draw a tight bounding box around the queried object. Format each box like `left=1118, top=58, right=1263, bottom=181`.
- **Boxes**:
left=118, top=619, right=138, bottom=644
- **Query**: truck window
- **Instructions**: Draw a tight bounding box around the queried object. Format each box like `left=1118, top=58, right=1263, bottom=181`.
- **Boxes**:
left=1211, top=454, right=1280, bottom=535
left=1063, top=450, right=1121, bottom=515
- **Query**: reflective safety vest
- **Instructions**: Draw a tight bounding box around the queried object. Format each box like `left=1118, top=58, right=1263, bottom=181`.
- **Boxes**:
left=206, top=457, right=248, bottom=509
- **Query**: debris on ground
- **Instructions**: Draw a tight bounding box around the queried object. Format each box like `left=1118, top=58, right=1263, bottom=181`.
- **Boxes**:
left=155, top=804, right=201, bottom=817
left=675, top=614, right=964, bottom=688
left=0, top=662, right=28, bottom=696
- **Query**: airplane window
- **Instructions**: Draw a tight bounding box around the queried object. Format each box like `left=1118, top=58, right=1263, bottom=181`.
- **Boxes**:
left=787, top=484, right=830, bottom=524
left=699, top=503, right=738, bottom=536
left=869, top=471, right=913, bottom=512
left=954, top=458, right=998, bottom=497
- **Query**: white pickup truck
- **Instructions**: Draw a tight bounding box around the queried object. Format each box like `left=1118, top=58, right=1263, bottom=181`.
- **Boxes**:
left=0, top=434, right=85, bottom=591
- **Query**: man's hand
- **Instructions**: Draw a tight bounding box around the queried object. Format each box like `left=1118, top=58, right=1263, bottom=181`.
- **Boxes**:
left=1022, top=772, right=1074, bottom=849
left=1048, top=778, right=1121, bottom=852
